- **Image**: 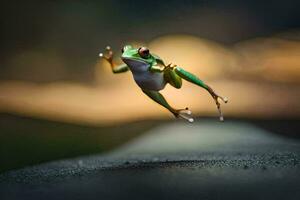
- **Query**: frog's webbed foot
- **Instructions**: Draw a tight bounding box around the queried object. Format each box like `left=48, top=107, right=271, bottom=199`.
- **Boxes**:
left=174, top=107, right=194, bottom=123
left=211, top=92, right=228, bottom=122
left=99, top=46, right=114, bottom=66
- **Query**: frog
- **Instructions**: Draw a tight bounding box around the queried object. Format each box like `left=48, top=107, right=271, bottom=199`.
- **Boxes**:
left=99, top=45, right=228, bottom=122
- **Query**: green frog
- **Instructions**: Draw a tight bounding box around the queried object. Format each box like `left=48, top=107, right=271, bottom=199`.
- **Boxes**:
left=99, top=45, right=228, bottom=122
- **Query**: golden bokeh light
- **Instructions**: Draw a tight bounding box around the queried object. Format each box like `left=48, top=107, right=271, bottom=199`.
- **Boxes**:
left=0, top=34, right=299, bottom=125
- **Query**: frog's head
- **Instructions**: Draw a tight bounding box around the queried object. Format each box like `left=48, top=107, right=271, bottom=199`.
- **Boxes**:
left=121, top=45, right=156, bottom=69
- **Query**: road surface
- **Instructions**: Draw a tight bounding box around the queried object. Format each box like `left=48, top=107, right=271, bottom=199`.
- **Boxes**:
left=1, top=120, right=300, bottom=200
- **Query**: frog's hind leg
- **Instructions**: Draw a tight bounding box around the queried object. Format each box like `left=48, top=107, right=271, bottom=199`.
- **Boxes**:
left=142, top=89, right=194, bottom=122
left=164, top=68, right=182, bottom=89
left=173, top=66, right=228, bottom=121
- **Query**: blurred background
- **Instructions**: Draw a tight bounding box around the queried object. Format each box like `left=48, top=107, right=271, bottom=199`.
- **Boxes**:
left=0, top=0, right=299, bottom=173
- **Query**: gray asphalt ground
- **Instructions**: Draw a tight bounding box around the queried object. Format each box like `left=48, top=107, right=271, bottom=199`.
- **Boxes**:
left=1, top=120, right=300, bottom=200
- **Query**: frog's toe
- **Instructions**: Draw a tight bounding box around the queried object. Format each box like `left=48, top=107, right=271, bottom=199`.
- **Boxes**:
left=99, top=45, right=113, bottom=58
left=178, top=113, right=194, bottom=123
left=216, top=104, right=224, bottom=122
left=180, top=107, right=192, bottom=115
left=220, top=96, right=228, bottom=103
left=176, top=108, right=194, bottom=123
left=219, top=116, right=224, bottom=122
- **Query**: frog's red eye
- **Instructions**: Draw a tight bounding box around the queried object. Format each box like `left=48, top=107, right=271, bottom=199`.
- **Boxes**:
left=138, top=47, right=150, bottom=58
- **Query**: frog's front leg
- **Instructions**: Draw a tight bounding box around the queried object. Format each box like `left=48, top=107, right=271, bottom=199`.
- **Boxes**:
left=149, top=65, right=182, bottom=89
left=142, top=89, right=194, bottom=123
left=170, top=65, right=228, bottom=121
left=99, top=46, right=129, bottom=73
left=164, top=65, right=183, bottom=89
left=149, top=65, right=165, bottom=73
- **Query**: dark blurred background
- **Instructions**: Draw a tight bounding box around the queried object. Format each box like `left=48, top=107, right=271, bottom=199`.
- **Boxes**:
left=0, top=0, right=299, bottom=173
left=0, top=0, right=299, bottom=82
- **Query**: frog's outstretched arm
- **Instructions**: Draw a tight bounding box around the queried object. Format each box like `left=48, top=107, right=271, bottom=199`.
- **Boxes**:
left=99, top=46, right=129, bottom=73
left=142, top=89, right=194, bottom=123
left=171, top=65, right=228, bottom=121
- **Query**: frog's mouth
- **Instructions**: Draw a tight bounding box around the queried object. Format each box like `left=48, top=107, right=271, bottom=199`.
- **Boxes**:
left=122, top=57, right=149, bottom=72
left=121, top=57, right=148, bottom=66
left=122, top=57, right=147, bottom=64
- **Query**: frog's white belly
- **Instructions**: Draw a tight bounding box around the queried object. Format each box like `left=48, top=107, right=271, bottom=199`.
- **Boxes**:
left=133, top=71, right=166, bottom=91
left=124, top=59, right=166, bottom=91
